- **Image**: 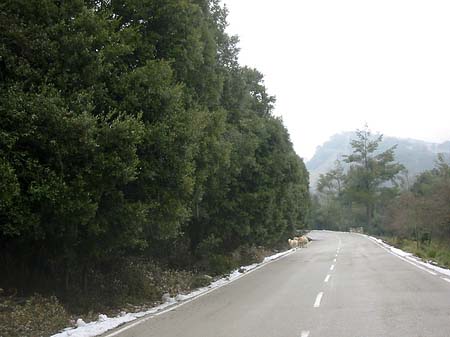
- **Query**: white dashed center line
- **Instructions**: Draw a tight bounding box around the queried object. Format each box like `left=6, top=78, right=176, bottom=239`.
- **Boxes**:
left=301, top=331, right=310, bottom=337
left=324, top=274, right=331, bottom=283
left=314, top=292, right=324, bottom=308
left=330, top=264, right=335, bottom=271
left=333, top=258, right=337, bottom=262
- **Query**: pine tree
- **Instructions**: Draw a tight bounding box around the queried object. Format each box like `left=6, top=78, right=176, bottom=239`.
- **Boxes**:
left=344, top=126, right=404, bottom=228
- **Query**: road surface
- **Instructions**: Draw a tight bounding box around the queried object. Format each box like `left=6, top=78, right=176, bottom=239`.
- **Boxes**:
left=103, top=231, right=450, bottom=337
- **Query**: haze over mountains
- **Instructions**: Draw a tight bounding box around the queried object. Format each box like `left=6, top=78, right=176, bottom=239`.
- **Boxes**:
left=306, top=132, right=450, bottom=189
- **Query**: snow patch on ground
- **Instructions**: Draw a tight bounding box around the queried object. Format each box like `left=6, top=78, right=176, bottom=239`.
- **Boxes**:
left=51, top=248, right=296, bottom=337
left=410, top=256, right=450, bottom=277
left=390, top=246, right=412, bottom=258
left=368, top=235, right=450, bottom=277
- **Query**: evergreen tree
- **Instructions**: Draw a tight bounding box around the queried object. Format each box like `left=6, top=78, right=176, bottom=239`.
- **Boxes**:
left=0, top=0, right=310, bottom=301
left=343, top=126, right=404, bottom=228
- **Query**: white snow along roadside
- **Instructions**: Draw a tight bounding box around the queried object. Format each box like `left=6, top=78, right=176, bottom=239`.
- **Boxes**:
left=367, top=235, right=450, bottom=278
left=50, top=248, right=297, bottom=337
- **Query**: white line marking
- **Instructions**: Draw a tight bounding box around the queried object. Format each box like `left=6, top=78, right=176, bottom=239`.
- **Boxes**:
left=301, top=331, right=310, bottom=337
left=441, top=277, right=450, bottom=283
left=330, top=264, right=335, bottom=271
left=366, top=237, right=438, bottom=276
left=335, top=253, right=338, bottom=257
left=333, top=258, right=337, bottom=262
left=314, top=292, right=324, bottom=308
left=398, top=252, right=437, bottom=276
left=103, top=249, right=297, bottom=337
left=324, top=274, right=331, bottom=282
left=389, top=252, right=437, bottom=275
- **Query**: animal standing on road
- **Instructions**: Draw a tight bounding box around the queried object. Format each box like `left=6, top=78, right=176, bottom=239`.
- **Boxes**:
left=288, top=238, right=299, bottom=249
left=299, top=235, right=309, bottom=248
left=293, top=236, right=309, bottom=248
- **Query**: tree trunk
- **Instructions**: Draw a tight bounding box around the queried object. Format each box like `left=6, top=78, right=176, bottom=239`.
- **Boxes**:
left=82, top=265, right=88, bottom=294
left=64, top=265, right=70, bottom=291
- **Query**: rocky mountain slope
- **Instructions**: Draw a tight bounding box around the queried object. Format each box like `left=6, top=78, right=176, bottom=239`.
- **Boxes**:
left=307, top=132, right=450, bottom=189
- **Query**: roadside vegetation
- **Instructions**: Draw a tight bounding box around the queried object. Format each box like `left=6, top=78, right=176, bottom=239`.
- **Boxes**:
left=0, top=245, right=274, bottom=337
left=383, top=238, right=450, bottom=269
left=380, top=155, right=450, bottom=267
left=309, top=127, right=450, bottom=268
left=0, top=293, right=69, bottom=337
left=0, top=0, right=309, bottom=335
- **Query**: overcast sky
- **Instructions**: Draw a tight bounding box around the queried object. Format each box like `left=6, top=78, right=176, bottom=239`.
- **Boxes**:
left=222, top=0, right=450, bottom=160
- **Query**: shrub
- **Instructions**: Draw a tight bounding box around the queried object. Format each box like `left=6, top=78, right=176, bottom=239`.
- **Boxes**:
left=207, top=255, right=237, bottom=276
left=414, top=250, right=425, bottom=259
left=64, top=258, right=195, bottom=313
left=0, top=294, right=69, bottom=337
left=427, top=248, right=437, bottom=259
left=437, top=251, right=450, bottom=268
left=190, top=275, right=212, bottom=289
left=231, top=245, right=268, bottom=266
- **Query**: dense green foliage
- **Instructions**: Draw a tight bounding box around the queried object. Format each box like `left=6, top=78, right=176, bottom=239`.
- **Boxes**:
left=0, top=0, right=309, bottom=306
left=309, top=127, right=450, bottom=254
left=0, top=293, right=69, bottom=337
left=306, top=131, right=450, bottom=189
left=309, top=127, right=404, bottom=232
left=374, top=155, right=450, bottom=269
left=343, top=128, right=404, bottom=227
left=381, top=154, right=450, bottom=246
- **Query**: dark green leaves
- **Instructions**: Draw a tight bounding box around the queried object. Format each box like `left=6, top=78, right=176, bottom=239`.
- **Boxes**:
left=0, top=0, right=309, bottom=298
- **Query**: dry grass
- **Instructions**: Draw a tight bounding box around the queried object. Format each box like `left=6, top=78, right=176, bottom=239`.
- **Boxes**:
left=0, top=245, right=278, bottom=336
left=384, top=237, right=450, bottom=268
left=0, top=293, right=70, bottom=337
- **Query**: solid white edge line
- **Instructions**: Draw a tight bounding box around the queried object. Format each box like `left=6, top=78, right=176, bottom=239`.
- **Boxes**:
left=324, top=274, right=331, bottom=283
left=398, top=255, right=437, bottom=275
left=301, top=330, right=310, bottom=337
left=103, top=248, right=298, bottom=337
left=330, top=264, right=335, bottom=271
left=314, top=292, right=324, bottom=308
left=366, top=236, right=438, bottom=276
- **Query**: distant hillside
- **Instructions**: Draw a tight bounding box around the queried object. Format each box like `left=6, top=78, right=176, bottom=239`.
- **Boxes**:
left=307, top=132, right=450, bottom=189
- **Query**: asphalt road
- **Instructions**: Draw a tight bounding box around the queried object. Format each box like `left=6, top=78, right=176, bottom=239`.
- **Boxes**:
left=103, top=231, right=450, bottom=337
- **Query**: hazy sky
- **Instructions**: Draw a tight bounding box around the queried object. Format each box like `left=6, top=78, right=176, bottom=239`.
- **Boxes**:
left=223, top=0, right=450, bottom=160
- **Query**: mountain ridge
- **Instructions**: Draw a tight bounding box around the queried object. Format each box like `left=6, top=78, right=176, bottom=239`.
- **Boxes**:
left=306, top=132, right=450, bottom=189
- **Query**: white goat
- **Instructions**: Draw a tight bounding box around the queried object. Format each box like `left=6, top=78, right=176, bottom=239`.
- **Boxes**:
left=288, top=238, right=299, bottom=249
left=293, top=235, right=309, bottom=248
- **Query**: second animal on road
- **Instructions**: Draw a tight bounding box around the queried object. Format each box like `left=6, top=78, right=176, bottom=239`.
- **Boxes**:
left=288, top=235, right=309, bottom=249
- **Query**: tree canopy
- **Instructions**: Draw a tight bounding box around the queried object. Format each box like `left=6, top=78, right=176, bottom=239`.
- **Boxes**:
left=343, top=126, right=405, bottom=227
left=0, top=0, right=309, bottom=297
left=309, top=126, right=404, bottom=232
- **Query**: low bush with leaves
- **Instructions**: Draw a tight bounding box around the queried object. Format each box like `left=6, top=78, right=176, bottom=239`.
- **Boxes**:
left=63, top=258, right=196, bottom=313
left=0, top=0, right=309, bottom=334
left=0, top=294, right=69, bottom=337
left=385, top=237, right=450, bottom=268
